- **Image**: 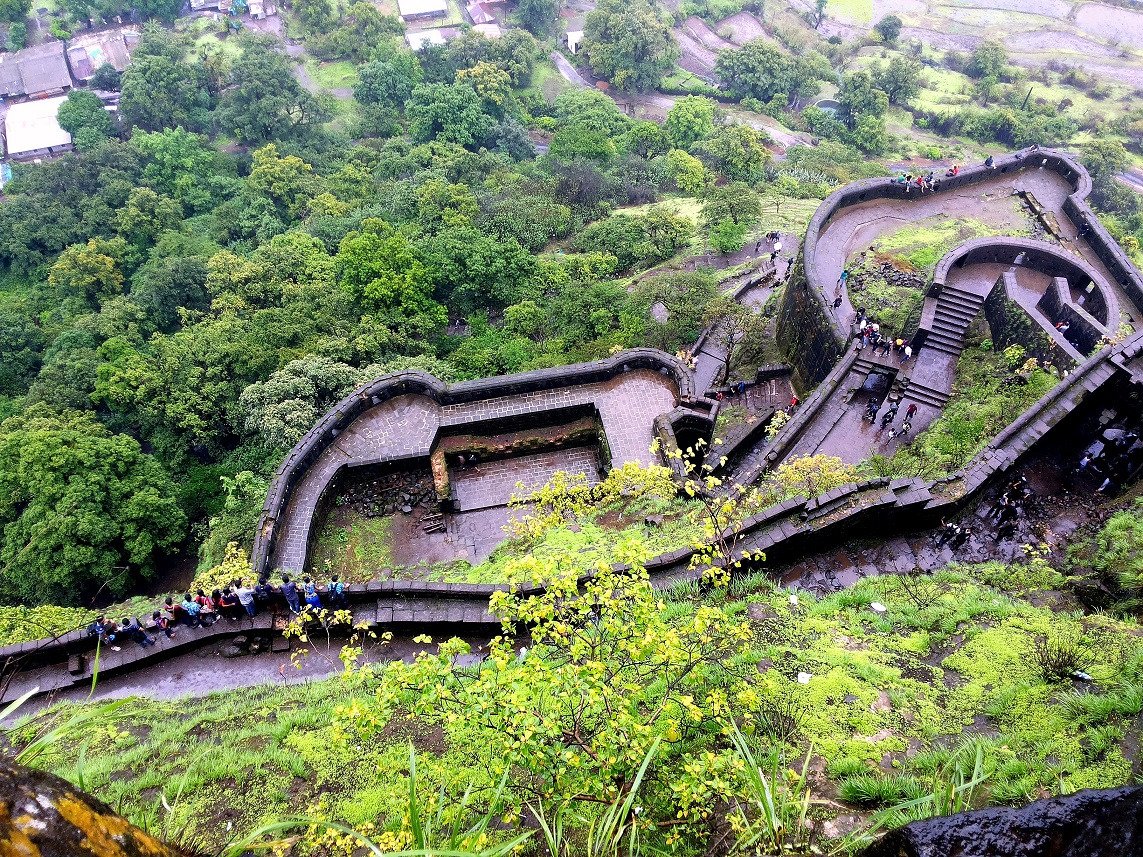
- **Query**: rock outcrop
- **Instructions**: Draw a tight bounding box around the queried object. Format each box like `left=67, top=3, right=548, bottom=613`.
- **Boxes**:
left=0, top=758, right=185, bottom=857
left=859, top=786, right=1143, bottom=857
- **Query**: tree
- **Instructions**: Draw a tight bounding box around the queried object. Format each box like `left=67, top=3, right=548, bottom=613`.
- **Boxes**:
left=871, top=56, right=922, bottom=106
left=702, top=182, right=761, bottom=228
left=968, top=40, right=1007, bottom=79
left=363, top=506, right=754, bottom=810
left=130, top=127, right=232, bottom=214
left=582, top=0, right=678, bottom=91
left=336, top=218, right=446, bottom=331
left=665, top=148, right=709, bottom=194
left=455, top=61, right=512, bottom=110
left=692, top=123, right=770, bottom=181
left=355, top=42, right=423, bottom=109
left=710, top=218, right=748, bottom=254
left=837, top=70, right=888, bottom=128
left=89, top=62, right=121, bottom=90
left=0, top=404, right=186, bottom=605
left=811, top=0, right=826, bottom=28
left=6, top=20, right=26, bottom=49
left=238, top=356, right=367, bottom=450
left=415, top=178, right=479, bottom=233
left=217, top=35, right=326, bottom=144
left=665, top=96, right=715, bottom=150
left=116, top=186, right=182, bottom=251
left=246, top=143, right=320, bottom=220
left=714, top=40, right=794, bottom=103
left=873, top=13, right=902, bottom=43
left=56, top=90, right=115, bottom=146
left=420, top=227, right=537, bottom=312
left=405, top=82, right=496, bottom=148
left=702, top=295, right=760, bottom=381
left=119, top=27, right=213, bottom=133
left=48, top=238, right=126, bottom=311
left=292, top=0, right=333, bottom=31
left=515, top=0, right=557, bottom=34
left=0, top=0, right=30, bottom=22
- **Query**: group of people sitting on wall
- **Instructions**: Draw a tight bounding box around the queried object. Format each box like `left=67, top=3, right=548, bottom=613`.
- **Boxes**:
left=86, top=574, right=350, bottom=650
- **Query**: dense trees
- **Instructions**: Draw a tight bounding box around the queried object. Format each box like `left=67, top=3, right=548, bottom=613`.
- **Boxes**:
left=583, top=0, right=678, bottom=91
left=0, top=405, right=185, bottom=604
left=218, top=36, right=326, bottom=144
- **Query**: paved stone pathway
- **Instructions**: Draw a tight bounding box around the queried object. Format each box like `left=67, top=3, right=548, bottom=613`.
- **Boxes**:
left=452, top=446, right=602, bottom=511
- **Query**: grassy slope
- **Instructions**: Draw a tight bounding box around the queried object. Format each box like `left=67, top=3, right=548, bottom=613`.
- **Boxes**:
left=24, top=562, right=1141, bottom=852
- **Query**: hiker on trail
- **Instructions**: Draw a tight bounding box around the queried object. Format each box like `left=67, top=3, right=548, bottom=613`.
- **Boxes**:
left=935, top=519, right=962, bottom=547
left=838, top=270, right=849, bottom=288
left=905, top=402, right=918, bottom=421
left=151, top=611, right=176, bottom=640
left=880, top=409, right=895, bottom=429
left=984, top=155, right=995, bottom=168
left=303, top=576, right=322, bottom=610
left=280, top=575, right=302, bottom=614
left=903, top=344, right=912, bottom=362
left=87, top=616, right=121, bottom=651
left=865, top=398, right=880, bottom=422
left=195, top=590, right=218, bottom=626
left=254, top=577, right=276, bottom=612
left=181, top=593, right=202, bottom=627
left=219, top=587, right=243, bottom=620
left=789, top=395, right=799, bottom=412
left=900, top=419, right=912, bottom=437
left=119, top=617, right=155, bottom=648
left=833, top=295, right=844, bottom=310
left=235, top=581, right=257, bottom=618
left=164, top=596, right=189, bottom=628
left=328, top=575, right=349, bottom=610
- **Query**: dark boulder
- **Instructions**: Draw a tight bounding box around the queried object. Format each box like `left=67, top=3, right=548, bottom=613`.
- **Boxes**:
left=859, top=786, right=1143, bottom=857
left=0, top=757, right=185, bottom=856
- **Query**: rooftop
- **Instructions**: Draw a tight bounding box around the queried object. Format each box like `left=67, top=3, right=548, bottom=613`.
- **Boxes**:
left=65, top=29, right=137, bottom=82
left=397, top=0, right=448, bottom=17
left=4, top=95, right=73, bottom=157
left=0, top=41, right=72, bottom=98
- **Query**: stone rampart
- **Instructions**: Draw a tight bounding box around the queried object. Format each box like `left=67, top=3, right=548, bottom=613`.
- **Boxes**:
left=251, top=349, right=703, bottom=576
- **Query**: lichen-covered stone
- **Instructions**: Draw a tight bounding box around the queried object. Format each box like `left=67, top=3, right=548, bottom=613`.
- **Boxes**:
left=859, top=785, right=1143, bottom=857
left=0, top=758, right=184, bottom=857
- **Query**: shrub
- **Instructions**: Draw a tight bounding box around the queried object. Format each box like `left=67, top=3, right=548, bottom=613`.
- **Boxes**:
left=1031, top=630, right=1094, bottom=682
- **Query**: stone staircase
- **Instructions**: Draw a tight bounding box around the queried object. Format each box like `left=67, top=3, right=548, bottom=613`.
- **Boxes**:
left=923, top=284, right=986, bottom=357
left=899, top=378, right=950, bottom=409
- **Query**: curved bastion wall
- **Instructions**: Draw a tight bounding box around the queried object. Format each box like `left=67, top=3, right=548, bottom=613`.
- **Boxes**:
left=250, top=348, right=710, bottom=577
left=780, top=148, right=1143, bottom=385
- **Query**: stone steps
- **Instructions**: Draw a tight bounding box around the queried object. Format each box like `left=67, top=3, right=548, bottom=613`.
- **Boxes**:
left=901, top=379, right=950, bottom=409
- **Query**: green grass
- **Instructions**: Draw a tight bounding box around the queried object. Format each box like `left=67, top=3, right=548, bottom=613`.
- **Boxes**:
left=823, top=0, right=872, bottom=26
left=23, top=565, right=1141, bottom=852
left=302, top=57, right=359, bottom=92
left=307, top=514, right=396, bottom=581
left=431, top=497, right=705, bottom=584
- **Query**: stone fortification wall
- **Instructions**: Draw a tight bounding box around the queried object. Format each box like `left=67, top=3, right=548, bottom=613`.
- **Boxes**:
left=786, top=148, right=1135, bottom=385
left=251, top=349, right=702, bottom=576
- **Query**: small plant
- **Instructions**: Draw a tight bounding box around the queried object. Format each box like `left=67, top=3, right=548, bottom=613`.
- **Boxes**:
left=837, top=774, right=922, bottom=806
left=755, top=689, right=804, bottom=744
left=896, top=570, right=945, bottom=610
left=728, top=722, right=819, bottom=854
left=1031, top=630, right=1094, bottom=682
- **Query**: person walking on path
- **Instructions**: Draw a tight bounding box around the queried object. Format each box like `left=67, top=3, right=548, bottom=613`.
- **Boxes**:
left=303, top=576, right=322, bottom=611
left=281, top=575, right=302, bottom=614
left=905, top=402, right=918, bottom=421
left=328, top=575, right=349, bottom=610
left=235, top=581, right=257, bottom=618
